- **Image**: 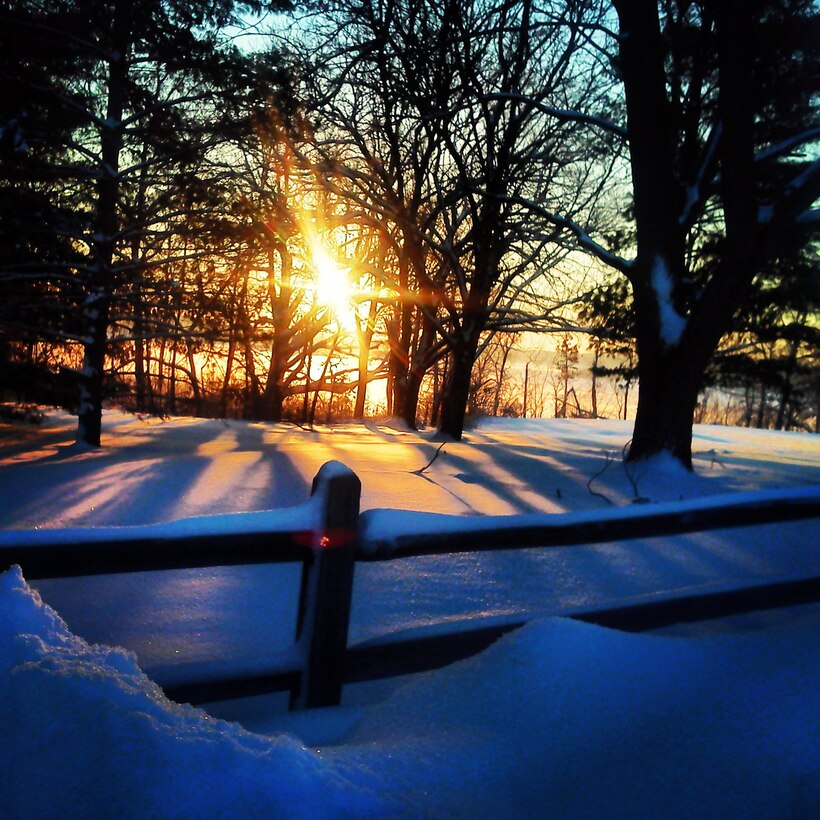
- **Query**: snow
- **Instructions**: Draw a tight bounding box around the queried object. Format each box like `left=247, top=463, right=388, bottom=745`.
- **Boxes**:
left=797, top=207, right=820, bottom=226
left=0, top=566, right=378, bottom=818
left=758, top=203, right=775, bottom=223
left=2, top=565, right=818, bottom=818
left=651, top=256, right=687, bottom=346
left=1, top=410, right=819, bottom=817
left=0, top=498, right=318, bottom=549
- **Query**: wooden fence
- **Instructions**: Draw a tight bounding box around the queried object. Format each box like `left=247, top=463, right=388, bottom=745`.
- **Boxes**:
left=2, top=460, right=819, bottom=710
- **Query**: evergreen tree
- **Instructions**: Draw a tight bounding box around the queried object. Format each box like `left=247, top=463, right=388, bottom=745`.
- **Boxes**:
left=708, top=244, right=819, bottom=431
left=0, top=0, right=290, bottom=444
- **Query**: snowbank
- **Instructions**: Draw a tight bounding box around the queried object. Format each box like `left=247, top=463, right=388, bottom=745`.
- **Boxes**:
left=0, top=566, right=385, bottom=818
left=2, top=565, right=818, bottom=818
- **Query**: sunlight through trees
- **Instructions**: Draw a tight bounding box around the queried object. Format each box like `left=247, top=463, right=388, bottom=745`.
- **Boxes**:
left=1, top=0, right=817, bottom=462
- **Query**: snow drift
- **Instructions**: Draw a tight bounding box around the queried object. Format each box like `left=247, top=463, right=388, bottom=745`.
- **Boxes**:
left=2, top=564, right=817, bottom=818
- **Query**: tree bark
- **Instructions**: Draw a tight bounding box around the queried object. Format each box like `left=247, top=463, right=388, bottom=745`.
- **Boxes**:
left=438, top=327, right=481, bottom=439
left=614, top=0, right=692, bottom=466
left=590, top=344, right=599, bottom=418
left=627, top=343, right=702, bottom=468
left=354, top=296, right=379, bottom=420
left=261, top=243, right=292, bottom=422
left=76, top=1, right=130, bottom=446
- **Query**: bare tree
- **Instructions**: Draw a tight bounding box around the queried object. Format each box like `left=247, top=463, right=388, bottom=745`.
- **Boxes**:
left=284, top=0, right=604, bottom=435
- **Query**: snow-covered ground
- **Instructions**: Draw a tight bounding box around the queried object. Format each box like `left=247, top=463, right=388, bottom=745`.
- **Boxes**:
left=1, top=410, right=818, bottom=817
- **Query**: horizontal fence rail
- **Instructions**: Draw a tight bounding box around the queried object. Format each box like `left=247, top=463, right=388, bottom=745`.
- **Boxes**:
left=2, top=461, right=819, bottom=709
left=0, top=512, right=317, bottom=578
left=341, top=576, right=820, bottom=683
left=0, top=529, right=311, bottom=578
left=158, top=573, right=820, bottom=706
left=358, top=487, right=820, bottom=559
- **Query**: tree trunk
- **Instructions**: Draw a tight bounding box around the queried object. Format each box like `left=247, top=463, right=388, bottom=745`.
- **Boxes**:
left=187, top=345, right=201, bottom=414
left=354, top=297, right=379, bottom=420
left=78, top=311, right=110, bottom=446
left=309, top=332, right=339, bottom=426
left=612, top=0, right=691, bottom=465
left=628, top=342, right=703, bottom=468
left=438, top=331, right=480, bottom=439
left=168, top=341, right=178, bottom=415
left=392, top=307, right=436, bottom=429
left=743, top=383, right=754, bottom=427
left=76, top=1, right=129, bottom=446
left=156, top=339, right=167, bottom=411
left=325, top=373, right=335, bottom=423
left=301, top=350, right=312, bottom=423
left=775, top=338, right=799, bottom=430
left=243, top=336, right=261, bottom=420
left=401, top=368, right=425, bottom=429
left=615, top=15, right=748, bottom=459
left=590, top=345, right=599, bottom=418
left=263, top=379, right=285, bottom=423
left=630, top=0, right=757, bottom=464
left=353, top=348, right=369, bottom=420
left=143, top=345, right=157, bottom=414
left=220, top=337, right=237, bottom=418
left=756, top=386, right=767, bottom=429
left=430, top=359, right=443, bottom=427
left=492, top=344, right=511, bottom=417
left=628, top=375, right=700, bottom=468
left=129, top=142, right=150, bottom=414
left=384, top=368, right=394, bottom=416
left=392, top=370, right=411, bottom=425
left=262, top=243, right=292, bottom=422
left=134, top=334, right=146, bottom=410
left=562, top=371, right=569, bottom=418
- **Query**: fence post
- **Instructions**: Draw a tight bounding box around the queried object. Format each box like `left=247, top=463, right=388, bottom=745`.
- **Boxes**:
left=291, top=461, right=361, bottom=710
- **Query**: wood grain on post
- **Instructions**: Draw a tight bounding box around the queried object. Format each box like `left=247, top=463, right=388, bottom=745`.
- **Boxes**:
left=291, top=461, right=361, bottom=710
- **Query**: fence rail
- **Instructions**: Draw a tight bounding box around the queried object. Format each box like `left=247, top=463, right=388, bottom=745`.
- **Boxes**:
left=358, top=488, right=820, bottom=559
left=2, top=461, right=819, bottom=710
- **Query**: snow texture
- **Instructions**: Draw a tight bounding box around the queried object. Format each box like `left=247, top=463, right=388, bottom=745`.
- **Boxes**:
left=1, top=564, right=818, bottom=818
left=0, top=566, right=383, bottom=818
left=0, top=498, right=318, bottom=549
left=1, top=411, right=819, bottom=817
left=651, top=256, right=687, bottom=346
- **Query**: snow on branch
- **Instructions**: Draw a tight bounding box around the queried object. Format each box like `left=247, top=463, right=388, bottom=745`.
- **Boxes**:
left=755, top=126, right=820, bottom=165
left=650, top=257, right=686, bottom=348
left=501, top=194, right=632, bottom=274
left=680, top=123, right=722, bottom=230
left=764, top=158, right=820, bottom=227
left=796, top=208, right=820, bottom=227
left=782, top=157, right=820, bottom=200
left=483, top=92, right=627, bottom=139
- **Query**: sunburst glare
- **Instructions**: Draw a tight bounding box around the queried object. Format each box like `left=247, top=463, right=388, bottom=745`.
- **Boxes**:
left=312, top=245, right=353, bottom=318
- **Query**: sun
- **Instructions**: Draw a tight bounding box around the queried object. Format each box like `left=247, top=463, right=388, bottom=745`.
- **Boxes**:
left=312, top=246, right=352, bottom=316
